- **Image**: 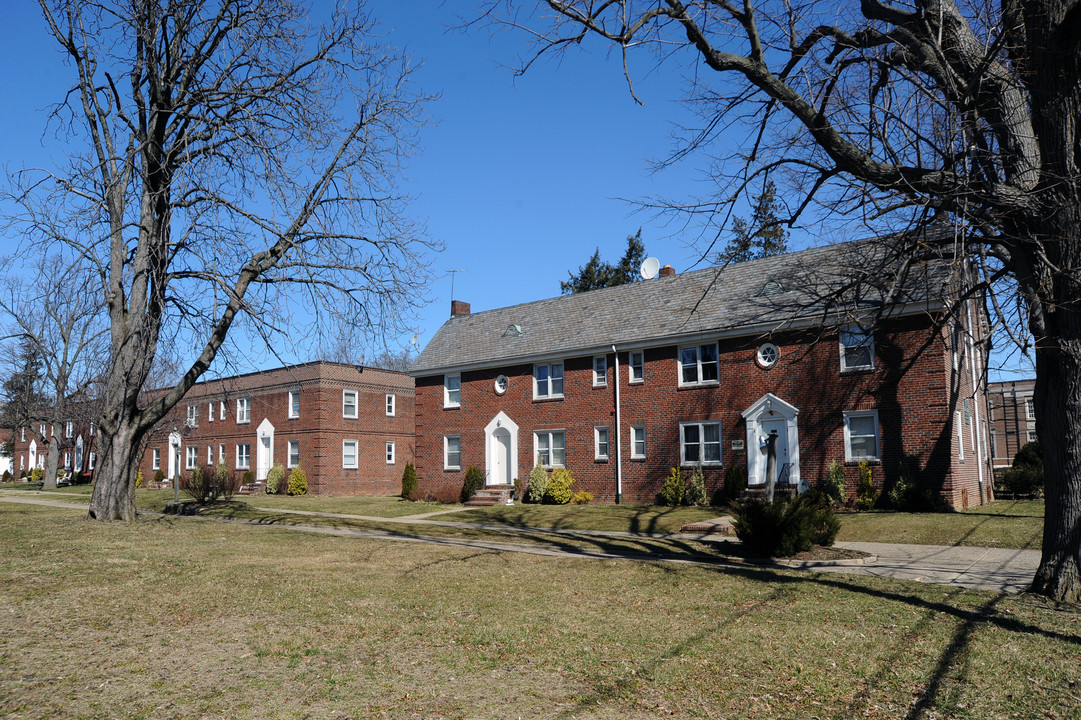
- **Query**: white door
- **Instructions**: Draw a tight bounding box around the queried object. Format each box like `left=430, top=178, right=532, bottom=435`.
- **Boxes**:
left=257, top=435, right=272, bottom=481
left=491, top=428, right=511, bottom=486
left=759, top=418, right=790, bottom=484
left=28, top=440, right=37, bottom=470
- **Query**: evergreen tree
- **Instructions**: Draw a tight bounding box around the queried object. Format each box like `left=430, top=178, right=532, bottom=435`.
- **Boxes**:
left=561, top=230, right=648, bottom=294
left=717, top=181, right=789, bottom=264
left=0, top=337, right=46, bottom=427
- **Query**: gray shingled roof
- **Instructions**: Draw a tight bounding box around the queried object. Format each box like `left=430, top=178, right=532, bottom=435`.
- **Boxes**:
left=411, top=239, right=952, bottom=375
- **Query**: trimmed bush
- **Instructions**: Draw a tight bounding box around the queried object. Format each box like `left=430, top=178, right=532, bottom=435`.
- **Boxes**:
left=824, top=459, right=846, bottom=506
left=544, top=468, right=575, bottom=504
left=1, top=470, right=10, bottom=482
left=685, top=465, right=707, bottom=506
left=430, top=485, right=460, bottom=504
left=287, top=464, right=308, bottom=496
left=214, top=463, right=234, bottom=499
left=1003, top=440, right=1043, bottom=497
left=154, top=469, right=166, bottom=485
left=718, top=464, right=747, bottom=504
left=526, top=465, right=548, bottom=504
left=30, top=467, right=43, bottom=483
left=658, top=466, right=685, bottom=506
left=888, top=467, right=935, bottom=511
left=512, top=476, right=523, bottom=502
left=135, top=471, right=144, bottom=489
left=571, top=490, right=593, bottom=504
left=183, top=465, right=214, bottom=504
left=460, top=465, right=484, bottom=503
left=731, top=494, right=839, bottom=557
left=265, top=463, right=285, bottom=495
left=855, top=461, right=877, bottom=510
left=243, top=470, right=254, bottom=488
left=401, top=462, right=418, bottom=499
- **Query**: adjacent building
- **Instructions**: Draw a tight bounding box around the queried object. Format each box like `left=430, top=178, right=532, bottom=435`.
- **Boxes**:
left=138, top=361, right=414, bottom=495
left=10, top=416, right=98, bottom=481
left=987, top=379, right=1037, bottom=468
left=409, top=241, right=994, bottom=509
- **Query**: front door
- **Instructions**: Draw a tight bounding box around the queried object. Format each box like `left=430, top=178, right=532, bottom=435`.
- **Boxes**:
left=256, top=418, right=275, bottom=481
left=491, top=428, right=511, bottom=486
left=759, top=418, right=790, bottom=484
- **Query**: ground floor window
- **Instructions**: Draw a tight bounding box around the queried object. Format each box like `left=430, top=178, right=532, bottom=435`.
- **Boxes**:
left=594, top=427, right=609, bottom=461
left=386, top=441, right=396, bottom=464
left=152, top=448, right=160, bottom=470
left=236, top=443, right=251, bottom=470
left=288, top=440, right=299, bottom=468
left=681, top=421, right=721, bottom=465
left=630, top=425, right=646, bottom=459
left=444, top=435, right=461, bottom=470
left=343, top=440, right=358, bottom=469
left=843, top=410, right=880, bottom=461
left=186, top=446, right=197, bottom=470
left=535, top=430, right=566, bottom=468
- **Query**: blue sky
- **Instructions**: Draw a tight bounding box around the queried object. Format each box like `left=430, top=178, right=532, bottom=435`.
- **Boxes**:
left=0, top=2, right=1030, bottom=380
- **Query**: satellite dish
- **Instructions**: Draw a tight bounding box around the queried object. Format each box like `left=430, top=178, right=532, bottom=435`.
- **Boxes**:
left=640, top=257, right=661, bottom=280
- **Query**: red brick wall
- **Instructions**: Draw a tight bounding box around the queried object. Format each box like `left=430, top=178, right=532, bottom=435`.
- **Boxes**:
left=414, top=315, right=990, bottom=509
left=138, top=362, right=414, bottom=496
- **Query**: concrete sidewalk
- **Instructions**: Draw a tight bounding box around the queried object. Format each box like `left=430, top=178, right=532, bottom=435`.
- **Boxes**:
left=0, top=491, right=1042, bottom=594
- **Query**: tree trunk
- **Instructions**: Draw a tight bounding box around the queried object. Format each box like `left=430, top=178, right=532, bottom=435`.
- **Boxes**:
left=1030, top=328, right=1081, bottom=603
left=88, top=418, right=141, bottom=521
left=42, top=433, right=59, bottom=490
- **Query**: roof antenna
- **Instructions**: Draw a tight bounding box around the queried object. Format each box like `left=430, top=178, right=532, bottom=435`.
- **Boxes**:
left=447, top=268, right=465, bottom=301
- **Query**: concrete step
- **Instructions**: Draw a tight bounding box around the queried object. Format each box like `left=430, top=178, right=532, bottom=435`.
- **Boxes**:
left=464, top=484, right=514, bottom=507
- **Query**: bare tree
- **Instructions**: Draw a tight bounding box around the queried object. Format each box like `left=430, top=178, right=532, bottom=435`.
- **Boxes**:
left=0, top=254, right=109, bottom=490
left=489, top=0, right=1081, bottom=602
left=6, top=1, right=436, bottom=520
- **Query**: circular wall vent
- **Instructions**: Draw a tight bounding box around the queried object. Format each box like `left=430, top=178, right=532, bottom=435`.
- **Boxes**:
left=756, top=343, right=779, bottom=368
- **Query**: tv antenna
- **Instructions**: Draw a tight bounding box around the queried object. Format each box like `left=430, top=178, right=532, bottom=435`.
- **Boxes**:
left=446, top=268, right=466, bottom=300
left=639, top=257, right=661, bottom=280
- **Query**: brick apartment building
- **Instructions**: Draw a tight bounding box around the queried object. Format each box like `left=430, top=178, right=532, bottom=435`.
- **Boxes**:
left=409, top=241, right=993, bottom=509
left=10, top=416, right=98, bottom=480
left=987, top=379, right=1037, bottom=468
left=138, top=361, right=414, bottom=495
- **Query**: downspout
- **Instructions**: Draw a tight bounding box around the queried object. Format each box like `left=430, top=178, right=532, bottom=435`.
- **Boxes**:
left=612, top=345, right=623, bottom=504
left=966, top=302, right=986, bottom=501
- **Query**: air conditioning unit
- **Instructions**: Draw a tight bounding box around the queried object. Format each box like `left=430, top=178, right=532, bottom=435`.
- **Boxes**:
left=184, top=418, right=197, bottom=430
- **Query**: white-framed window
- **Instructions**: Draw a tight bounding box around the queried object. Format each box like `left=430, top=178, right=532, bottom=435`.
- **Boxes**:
left=88, top=452, right=95, bottom=470
left=287, top=440, right=299, bottom=468
left=593, top=355, right=607, bottom=387
left=629, top=351, right=644, bottom=383
left=20, top=427, right=25, bottom=442
left=1025, top=398, right=1035, bottom=420
left=236, top=443, right=251, bottom=470
left=208, top=402, right=214, bottom=422
left=19, top=455, right=24, bottom=472
left=343, top=389, right=358, bottom=418
left=218, top=444, right=225, bottom=465
left=289, top=390, right=300, bottom=419
left=236, top=398, right=250, bottom=423
left=152, top=448, right=161, bottom=471
left=756, top=343, right=779, bottom=368
left=40, top=423, right=46, bottom=438
left=630, top=425, right=646, bottom=459
left=843, top=410, right=880, bottom=461
left=386, top=441, right=396, bottom=464
left=64, top=451, right=71, bottom=469
left=219, top=401, right=226, bottom=421
left=840, top=327, right=875, bottom=371
left=533, top=362, right=564, bottom=399
left=51, top=424, right=55, bottom=437
left=535, top=430, right=566, bottom=468
left=186, top=446, right=197, bottom=470
left=1028, top=430, right=1037, bottom=443
left=444, top=435, right=461, bottom=470
left=956, top=411, right=965, bottom=461
left=679, top=343, right=719, bottom=386
left=444, top=374, right=461, bottom=408
left=185, top=406, right=197, bottom=427
left=681, top=421, right=722, bottom=465
left=342, top=440, right=358, bottom=469
left=386, top=394, right=396, bottom=417
left=594, top=426, right=609, bottom=461
left=989, top=430, right=998, bottom=459
left=207, top=445, right=213, bottom=465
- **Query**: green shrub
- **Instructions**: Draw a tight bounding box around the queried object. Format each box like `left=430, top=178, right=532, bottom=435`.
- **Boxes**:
left=685, top=465, right=707, bottom=506
left=512, top=476, right=523, bottom=502
left=824, top=459, right=846, bottom=506
left=731, top=495, right=839, bottom=557
left=154, top=469, right=166, bottom=485
left=183, top=465, right=214, bottom=504
left=30, top=467, right=43, bottom=483
left=658, top=467, right=685, bottom=506
left=214, top=463, right=234, bottom=499
left=1003, top=440, right=1043, bottom=497
left=544, top=468, right=575, bottom=504
left=571, top=490, right=593, bottom=504
left=401, top=462, right=418, bottom=499
left=243, top=470, right=254, bottom=488
left=526, top=465, right=548, bottom=503
left=855, top=461, right=877, bottom=510
left=287, top=464, right=308, bottom=496
left=717, top=464, right=747, bottom=504
left=135, top=470, right=144, bottom=489
left=265, top=463, right=285, bottom=495
left=888, top=467, right=935, bottom=511
left=460, top=465, right=484, bottom=503
left=1, top=470, right=10, bottom=482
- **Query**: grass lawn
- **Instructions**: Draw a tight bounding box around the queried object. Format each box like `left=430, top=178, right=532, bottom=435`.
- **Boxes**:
left=836, top=500, right=1045, bottom=549
left=0, top=504, right=1076, bottom=720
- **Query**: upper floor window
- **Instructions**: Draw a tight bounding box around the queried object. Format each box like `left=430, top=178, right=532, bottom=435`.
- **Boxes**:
left=593, top=356, right=607, bottom=387
left=289, top=390, right=300, bottom=419
left=208, top=402, right=214, bottom=422
left=386, top=394, right=396, bottom=417
left=629, top=351, right=644, bottom=383
left=65, top=421, right=74, bottom=438
left=533, top=362, right=564, bottom=399
left=236, top=398, right=250, bottom=423
left=219, top=401, right=226, bottom=420
left=840, top=327, right=875, bottom=371
left=681, top=422, right=722, bottom=465
left=680, top=343, right=719, bottom=386
left=20, top=427, right=25, bottom=442
left=843, top=410, right=880, bottom=461
left=343, top=390, right=358, bottom=419
left=185, top=406, right=197, bottom=427
left=535, top=430, right=566, bottom=468
left=594, top=427, right=609, bottom=461
left=444, top=374, right=461, bottom=408
left=43, top=423, right=50, bottom=438
left=1025, top=398, right=1035, bottom=420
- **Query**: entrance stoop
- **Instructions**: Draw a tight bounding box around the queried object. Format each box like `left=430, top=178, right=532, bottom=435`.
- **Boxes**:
left=464, top=484, right=514, bottom=507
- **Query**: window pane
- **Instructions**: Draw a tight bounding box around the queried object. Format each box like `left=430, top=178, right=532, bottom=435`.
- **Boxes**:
left=552, top=432, right=565, bottom=467
left=700, top=344, right=719, bottom=381
left=551, top=373, right=564, bottom=396
left=849, top=436, right=876, bottom=458
left=849, top=415, right=876, bottom=437
left=681, top=347, right=698, bottom=383
left=684, top=425, right=700, bottom=444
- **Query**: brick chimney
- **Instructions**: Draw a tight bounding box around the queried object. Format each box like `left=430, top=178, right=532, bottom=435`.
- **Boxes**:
left=451, top=299, right=471, bottom=317
left=659, top=265, right=676, bottom=277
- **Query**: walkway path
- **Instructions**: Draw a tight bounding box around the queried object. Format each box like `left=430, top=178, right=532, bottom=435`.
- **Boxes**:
left=0, top=491, right=1040, bottom=594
